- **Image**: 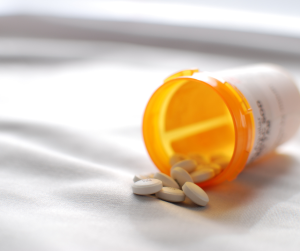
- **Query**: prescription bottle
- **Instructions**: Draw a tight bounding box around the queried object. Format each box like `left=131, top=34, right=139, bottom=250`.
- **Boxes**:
left=143, top=64, right=300, bottom=187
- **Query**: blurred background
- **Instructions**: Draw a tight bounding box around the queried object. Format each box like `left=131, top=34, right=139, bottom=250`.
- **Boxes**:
left=2, top=2, right=300, bottom=250
left=0, top=0, right=300, bottom=134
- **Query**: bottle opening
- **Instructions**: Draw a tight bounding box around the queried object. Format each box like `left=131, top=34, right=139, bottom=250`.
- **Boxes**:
left=163, top=79, right=235, bottom=162
left=143, top=77, right=241, bottom=186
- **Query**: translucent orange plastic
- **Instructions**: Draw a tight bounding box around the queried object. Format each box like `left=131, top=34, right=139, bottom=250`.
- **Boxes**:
left=143, top=69, right=255, bottom=187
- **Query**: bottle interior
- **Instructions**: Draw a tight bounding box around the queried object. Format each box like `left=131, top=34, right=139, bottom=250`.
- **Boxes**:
left=160, top=79, right=236, bottom=165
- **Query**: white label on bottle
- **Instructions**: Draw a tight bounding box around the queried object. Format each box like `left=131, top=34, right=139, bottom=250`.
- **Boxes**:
left=215, top=64, right=300, bottom=163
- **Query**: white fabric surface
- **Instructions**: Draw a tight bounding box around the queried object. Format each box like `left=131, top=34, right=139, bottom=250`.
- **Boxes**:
left=2, top=1, right=300, bottom=55
left=1, top=36, right=300, bottom=251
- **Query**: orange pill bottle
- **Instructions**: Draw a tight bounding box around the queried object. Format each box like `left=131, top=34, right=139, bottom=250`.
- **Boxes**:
left=143, top=64, right=300, bottom=187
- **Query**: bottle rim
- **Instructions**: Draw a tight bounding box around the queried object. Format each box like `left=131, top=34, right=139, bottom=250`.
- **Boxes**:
left=143, top=70, right=255, bottom=187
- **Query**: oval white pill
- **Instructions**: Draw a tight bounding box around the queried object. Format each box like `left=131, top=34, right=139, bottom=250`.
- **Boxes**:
left=171, top=167, right=193, bottom=188
left=195, top=163, right=210, bottom=170
left=172, top=159, right=197, bottom=173
left=133, top=174, right=148, bottom=183
left=169, top=153, right=186, bottom=166
left=213, top=158, right=229, bottom=169
left=182, top=182, right=209, bottom=206
left=209, top=163, right=222, bottom=175
left=191, top=168, right=215, bottom=183
left=155, top=187, right=185, bottom=202
left=132, top=179, right=163, bottom=195
left=188, top=153, right=209, bottom=165
left=211, top=154, right=229, bottom=169
left=147, top=173, right=155, bottom=178
left=154, top=172, right=179, bottom=189
left=210, top=154, right=227, bottom=162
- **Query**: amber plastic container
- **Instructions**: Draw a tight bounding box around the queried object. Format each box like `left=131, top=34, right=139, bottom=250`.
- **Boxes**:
left=143, top=64, right=300, bottom=187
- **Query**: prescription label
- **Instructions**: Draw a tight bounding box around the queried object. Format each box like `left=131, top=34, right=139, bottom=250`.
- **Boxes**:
left=216, top=64, right=300, bottom=163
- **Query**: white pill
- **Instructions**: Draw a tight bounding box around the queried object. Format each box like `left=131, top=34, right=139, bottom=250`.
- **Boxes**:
left=195, top=163, right=211, bottom=170
left=209, top=163, right=222, bottom=175
left=154, top=172, right=179, bottom=189
left=182, top=182, right=209, bottom=206
left=132, top=179, right=163, bottom=195
left=156, top=187, right=185, bottom=202
left=211, top=154, right=229, bottom=168
left=191, top=168, right=215, bottom=183
left=210, top=154, right=226, bottom=161
left=213, top=158, right=229, bottom=169
left=133, top=174, right=148, bottom=182
left=196, top=163, right=222, bottom=174
left=172, top=159, right=197, bottom=173
left=171, top=167, right=193, bottom=188
left=188, top=153, right=209, bottom=165
left=169, top=153, right=186, bottom=166
left=147, top=173, right=155, bottom=178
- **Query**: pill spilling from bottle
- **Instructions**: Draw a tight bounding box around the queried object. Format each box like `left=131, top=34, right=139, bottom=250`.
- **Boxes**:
left=142, top=64, right=300, bottom=187
left=132, top=153, right=227, bottom=206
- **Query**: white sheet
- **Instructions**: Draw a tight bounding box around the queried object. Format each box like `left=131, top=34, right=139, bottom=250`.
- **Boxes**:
left=1, top=1, right=300, bottom=55
left=1, top=37, right=300, bottom=251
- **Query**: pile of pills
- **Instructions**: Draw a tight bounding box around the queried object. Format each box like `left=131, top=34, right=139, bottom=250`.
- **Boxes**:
left=132, top=153, right=229, bottom=206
